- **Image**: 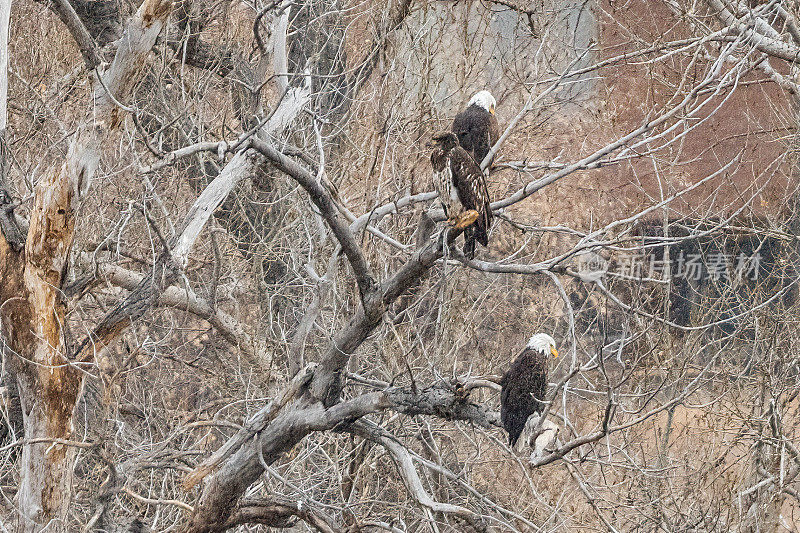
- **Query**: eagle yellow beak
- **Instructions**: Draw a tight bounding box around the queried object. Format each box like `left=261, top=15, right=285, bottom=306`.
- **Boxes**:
left=551, top=347, right=558, bottom=358
left=489, top=106, right=496, bottom=115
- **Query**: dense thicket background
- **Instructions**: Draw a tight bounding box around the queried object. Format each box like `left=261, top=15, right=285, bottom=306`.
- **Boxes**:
left=1, top=0, right=800, bottom=531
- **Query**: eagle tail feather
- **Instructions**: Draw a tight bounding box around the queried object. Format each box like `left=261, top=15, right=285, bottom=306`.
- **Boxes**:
left=475, top=221, right=489, bottom=247
left=463, top=226, right=477, bottom=259
left=474, top=210, right=489, bottom=247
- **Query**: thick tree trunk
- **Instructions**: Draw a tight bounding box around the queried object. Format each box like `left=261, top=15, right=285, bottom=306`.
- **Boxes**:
left=186, top=227, right=461, bottom=530
left=0, top=161, right=85, bottom=531
left=0, top=0, right=9, bottom=186
left=8, top=143, right=96, bottom=531
left=10, top=149, right=84, bottom=530
left=0, top=1, right=173, bottom=529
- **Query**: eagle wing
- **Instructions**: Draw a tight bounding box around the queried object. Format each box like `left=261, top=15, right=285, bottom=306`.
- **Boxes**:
left=500, top=348, right=548, bottom=446
left=450, top=147, right=492, bottom=256
left=453, top=106, right=498, bottom=168
left=486, top=113, right=499, bottom=167
left=431, top=145, right=459, bottom=217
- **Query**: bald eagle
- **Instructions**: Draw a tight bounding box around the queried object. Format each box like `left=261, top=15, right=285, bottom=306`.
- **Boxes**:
left=452, top=90, right=499, bottom=169
left=500, top=333, right=558, bottom=448
left=430, top=132, right=493, bottom=258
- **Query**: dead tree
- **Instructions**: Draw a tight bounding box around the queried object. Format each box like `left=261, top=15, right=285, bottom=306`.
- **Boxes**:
left=0, top=1, right=173, bottom=529
left=2, top=0, right=800, bottom=531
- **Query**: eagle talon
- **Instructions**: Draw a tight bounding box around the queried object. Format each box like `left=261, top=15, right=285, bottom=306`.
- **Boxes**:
left=454, top=210, right=479, bottom=229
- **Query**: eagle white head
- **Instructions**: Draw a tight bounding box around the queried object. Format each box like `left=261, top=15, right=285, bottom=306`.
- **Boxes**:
left=527, top=333, right=558, bottom=358
left=468, top=90, right=496, bottom=115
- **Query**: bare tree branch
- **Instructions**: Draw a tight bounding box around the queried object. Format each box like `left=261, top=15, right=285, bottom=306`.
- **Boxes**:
left=47, top=0, right=102, bottom=70
left=350, top=420, right=488, bottom=528
left=223, top=498, right=342, bottom=532
left=249, top=137, right=377, bottom=300
left=75, top=257, right=256, bottom=359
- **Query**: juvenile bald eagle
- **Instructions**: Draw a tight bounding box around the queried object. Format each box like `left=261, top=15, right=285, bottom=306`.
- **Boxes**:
left=500, top=333, right=558, bottom=447
left=430, top=132, right=493, bottom=258
left=452, top=90, right=500, bottom=169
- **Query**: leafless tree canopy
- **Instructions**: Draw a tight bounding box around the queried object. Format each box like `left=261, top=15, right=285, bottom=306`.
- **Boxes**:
left=0, top=0, right=799, bottom=531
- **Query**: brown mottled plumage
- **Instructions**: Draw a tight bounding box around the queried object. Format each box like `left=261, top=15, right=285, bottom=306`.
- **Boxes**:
left=501, top=333, right=558, bottom=447
left=430, top=132, right=493, bottom=258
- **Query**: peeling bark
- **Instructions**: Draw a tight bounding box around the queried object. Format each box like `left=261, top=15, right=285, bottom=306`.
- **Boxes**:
left=0, top=1, right=174, bottom=529
left=9, top=159, right=86, bottom=532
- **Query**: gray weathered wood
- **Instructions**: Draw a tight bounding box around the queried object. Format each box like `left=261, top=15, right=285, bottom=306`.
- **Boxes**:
left=0, top=2, right=175, bottom=529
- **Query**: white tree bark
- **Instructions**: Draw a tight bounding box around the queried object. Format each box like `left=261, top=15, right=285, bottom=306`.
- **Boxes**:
left=0, top=0, right=10, bottom=183
left=1, top=1, right=175, bottom=530
left=273, top=2, right=291, bottom=95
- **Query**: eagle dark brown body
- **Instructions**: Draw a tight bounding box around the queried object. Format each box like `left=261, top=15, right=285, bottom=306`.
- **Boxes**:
left=500, top=334, right=557, bottom=447
left=452, top=100, right=499, bottom=168
left=430, top=132, right=493, bottom=258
